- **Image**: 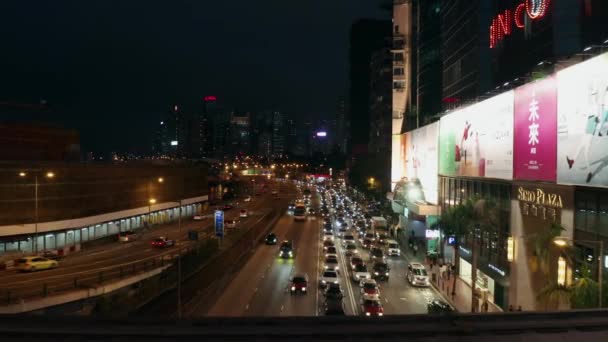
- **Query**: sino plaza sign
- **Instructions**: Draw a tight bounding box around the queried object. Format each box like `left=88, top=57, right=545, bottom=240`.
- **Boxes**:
left=490, top=0, right=550, bottom=48
left=517, top=187, right=563, bottom=208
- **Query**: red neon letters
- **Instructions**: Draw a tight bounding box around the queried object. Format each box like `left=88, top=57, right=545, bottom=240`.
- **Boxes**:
left=490, top=0, right=550, bottom=48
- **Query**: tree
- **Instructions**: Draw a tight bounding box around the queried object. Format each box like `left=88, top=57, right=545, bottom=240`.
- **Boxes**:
left=538, top=262, right=599, bottom=310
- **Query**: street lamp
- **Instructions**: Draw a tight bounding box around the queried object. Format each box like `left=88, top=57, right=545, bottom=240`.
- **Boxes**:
left=553, top=237, right=604, bottom=308
left=19, top=171, right=55, bottom=254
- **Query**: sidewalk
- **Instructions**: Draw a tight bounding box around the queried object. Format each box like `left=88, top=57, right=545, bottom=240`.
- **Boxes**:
left=395, top=232, right=502, bottom=313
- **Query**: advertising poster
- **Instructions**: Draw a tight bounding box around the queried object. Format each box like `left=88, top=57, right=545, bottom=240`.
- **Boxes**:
left=557, top=52, right=608, bottom=186
left=404, top=122, right=439, bottom=204
left=391, top=134, right=405, bottom=189
left=439, top=91, right=514, bottom=180
left=513, top=76, right=557, bottom=181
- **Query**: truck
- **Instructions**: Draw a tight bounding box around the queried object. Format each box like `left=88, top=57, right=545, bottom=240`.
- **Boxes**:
left=371, top=217, right=388, bottom=232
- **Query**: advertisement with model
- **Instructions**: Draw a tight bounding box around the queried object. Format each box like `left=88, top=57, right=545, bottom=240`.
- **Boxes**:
left=404, top=122, right=439, bottom=204
left=513, top=76, right=558, bottom=182
left=557, top=53, right=608, bottom=187
left=439, top=91, right=514, bottom=180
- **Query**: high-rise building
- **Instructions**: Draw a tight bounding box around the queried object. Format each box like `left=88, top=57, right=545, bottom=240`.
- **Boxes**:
left=413, top=0, right=442, bottom=130
left=229, top=111, right=251, bottom=156
left=271, top=111, right=285, bottom=156
left=336, top=98, right=347, bottom=154
left=349, top=19, right=392, bottom=152
left=369, top=44, right=393, bottom=192
left=392, top=0, right=414, bottom=136
left=204, top=97, right=230, bottom=159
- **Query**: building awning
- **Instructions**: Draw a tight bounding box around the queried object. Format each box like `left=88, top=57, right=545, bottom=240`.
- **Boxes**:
left=407, top=201, right=440, bottom=216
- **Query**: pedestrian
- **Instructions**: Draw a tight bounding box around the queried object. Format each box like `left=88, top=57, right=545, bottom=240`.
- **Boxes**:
left=440, top=264, right=447, bottom=279
left=508, top=305, right=514, bottom=312
left=447, top=263, right=452, bottom=280
left=413, top=244, right=418, bottom=256
left=517, top=306, right=522, bottom=312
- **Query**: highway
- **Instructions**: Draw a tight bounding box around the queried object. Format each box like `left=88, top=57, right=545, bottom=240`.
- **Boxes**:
left=0, top=180, right=289, bottom=305
left=202, top=187, right=444, bottom=317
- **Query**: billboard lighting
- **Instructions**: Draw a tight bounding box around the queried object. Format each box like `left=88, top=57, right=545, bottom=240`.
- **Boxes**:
left=171, top=141, right=178, bottom=146
left=316, top=131, right=327, bottom=137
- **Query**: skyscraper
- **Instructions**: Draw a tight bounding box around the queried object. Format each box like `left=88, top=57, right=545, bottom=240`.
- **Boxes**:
left=271, top=111, right=285, bottom=156
left=349, top=19, right=392, bottom=153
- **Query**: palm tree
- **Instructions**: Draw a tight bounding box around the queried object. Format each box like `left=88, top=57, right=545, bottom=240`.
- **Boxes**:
left=538, top=262, right=599, bottom=310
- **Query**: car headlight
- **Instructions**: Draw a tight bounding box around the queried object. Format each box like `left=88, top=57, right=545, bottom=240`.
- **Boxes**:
left=302, top=288, right=306, bottom=291
left=333, top=280, right=339, bottom=284
left=378, top=313, right=383, bottom=317
left=335, top=266, right=339, bottom=270
left=291, top=286, right=296, bottom=291
left=386, top=273, right=389, bottom=276
left=366, top=312, right=371, bottom=316
left=374, top=272, right=379, bottom=275
left=322, top=280, right=326, bottom=284
left=288, top=251, right=293, bottom=256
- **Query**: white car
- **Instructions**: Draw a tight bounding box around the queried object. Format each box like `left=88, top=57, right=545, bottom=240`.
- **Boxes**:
left=407, top=263, right=429, bottom=287
left=319, top=269, right=339, bottom=288
left=387, top=240, right=401, bottom=256
left=324, top=255, right=340, bottom=272
left=352, top=264, right=371, bottom=283
left=360, top=279, right=381, bottom=299
left=240, top=209, right=248, bottom=218
left=225, top=219, right=237, bottom=229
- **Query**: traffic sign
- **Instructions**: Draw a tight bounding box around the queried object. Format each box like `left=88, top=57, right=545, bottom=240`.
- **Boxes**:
left=214, top=210, right=224, bottom=238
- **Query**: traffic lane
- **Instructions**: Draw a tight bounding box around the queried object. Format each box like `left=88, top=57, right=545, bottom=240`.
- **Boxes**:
left=328, top=215, right=360, bottom=316
left=205, top=211, right=295, bottom=316
left=0, top=196, right=275, bottom=287
left=281, top=215, right=320, bottom=317
left=245, top=212, right=308, bottom=316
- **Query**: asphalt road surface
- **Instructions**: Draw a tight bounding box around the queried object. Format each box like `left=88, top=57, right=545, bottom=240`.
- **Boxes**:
left=203, top=187, right=444, bottom=317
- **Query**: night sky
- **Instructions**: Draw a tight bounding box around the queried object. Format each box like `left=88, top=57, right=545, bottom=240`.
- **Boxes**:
left=0, top=1, right=388, bottom=153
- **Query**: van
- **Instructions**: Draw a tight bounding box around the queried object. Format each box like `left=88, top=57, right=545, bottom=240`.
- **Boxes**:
left=386, top=239, right=401, bottom=256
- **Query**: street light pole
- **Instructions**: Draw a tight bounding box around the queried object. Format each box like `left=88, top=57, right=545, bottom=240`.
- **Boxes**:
left=34, top=175, right=39, bottom=254
left=177, top=199, right=182, bottom=319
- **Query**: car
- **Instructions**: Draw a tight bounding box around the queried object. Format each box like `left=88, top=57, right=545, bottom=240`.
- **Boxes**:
left=324, top=299, right=346, bottom=316
left=370, top=247, right=385, bottom=261
left=372, top=261, right=390, bottom=281
left=342, top=234, right=355, bottom=247
left=362, top=239, right=373, bottom=249
left=337, top=226, right=348, bottom=237
left=192, top=215, right=204, bottom=220
left=324, top=283, right=344, bottom=300
left=244, top=196, right=252, bottom=202
left=15, top=256, right=58, bottom=272
left=323, top=255, right=339, bottom=271
left=225, top=219, right=237, bottom=229
left=325, top=246, right=338, bottom=257
left=340, top=222, right=349, bottom=229
left=288, top=202, right=296, bottom=211
left=362, top=232, right=375, bottom=242
left=279, top=240, right=295, bottom=259
left=360, top=279, right=380, bottom=298
left=407, top=263, right=429, bottom=287
left=352, top=264, right=371, bottom=283
left=323, top=239, right=335, bottom=250
left=350, top=256, right=364, bottom=270
left=41, top=250, right=62, bottom=261
left=427, top=300, right=454, bottom=314
left=323, top=231, right=335, bottom=241
left=222, top=204, right=233, bottom=211
left=151, top=237, right=175, bottom=248
left=361, top=295, right=384, bottom=317
left=319, top=269, right=339, bottom=288
left=290, top=274, right=309, bottom=295
left=344, top=242, right=358, bottom=257
left=240, top=209, right=249, bottom=218
left=387, top=240, right=401, bottom=256
left=307, top=207, right=316, bottom=215
left=265, top=233, right=278, bottom=245
left=118, top=231, right=137, bottom=242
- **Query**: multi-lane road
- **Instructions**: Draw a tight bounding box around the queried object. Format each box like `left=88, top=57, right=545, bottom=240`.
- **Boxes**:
left=0, top=183, right=288, bottom=304
left=201, top=187, right=444, bottom=317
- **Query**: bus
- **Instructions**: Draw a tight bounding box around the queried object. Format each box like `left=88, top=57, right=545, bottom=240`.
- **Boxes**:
left=294, top=204, right=307, bottom=221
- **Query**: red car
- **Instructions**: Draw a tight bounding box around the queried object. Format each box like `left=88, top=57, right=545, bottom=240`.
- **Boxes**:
left=290, top=274, right=309, bottom=295
left=360, top=279, right=380, bottom=297
left=361, top=296, right=384, bottom=317
left=151, top=237, right=175, bottom=248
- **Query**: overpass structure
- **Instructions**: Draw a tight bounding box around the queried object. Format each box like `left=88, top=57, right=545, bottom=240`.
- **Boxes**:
left=1, top=310, right=608, bottom=341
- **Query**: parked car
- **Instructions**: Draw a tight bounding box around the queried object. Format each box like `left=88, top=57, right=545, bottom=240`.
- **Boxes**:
left=16, top=256, right=58, bottom=272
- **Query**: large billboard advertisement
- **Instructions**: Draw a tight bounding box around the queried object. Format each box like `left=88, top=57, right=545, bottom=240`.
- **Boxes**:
left=391, top=134, right=407, bottom=189
left=439, top=91, right=514, bottom=180
left=557, top=53, right=608, bottom=186
left=513, top=76, right=558, bottom=181
left=404, top=122, right=439, bottom=204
